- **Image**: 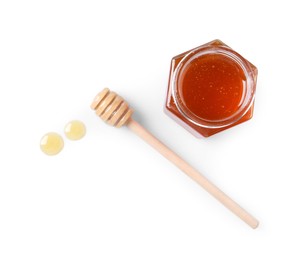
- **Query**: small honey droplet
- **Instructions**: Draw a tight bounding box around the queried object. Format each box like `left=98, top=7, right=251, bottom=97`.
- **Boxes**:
left=40, top=132, right=64, bottom=156
left=64, top=120, right=86, bottom=140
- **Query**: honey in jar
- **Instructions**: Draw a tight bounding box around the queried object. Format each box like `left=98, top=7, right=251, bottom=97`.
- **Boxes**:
left=165, top=40, right=258, bottom=137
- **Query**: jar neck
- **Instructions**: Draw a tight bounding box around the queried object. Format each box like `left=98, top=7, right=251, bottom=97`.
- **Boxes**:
left=172, top=45, right=256, bottom=129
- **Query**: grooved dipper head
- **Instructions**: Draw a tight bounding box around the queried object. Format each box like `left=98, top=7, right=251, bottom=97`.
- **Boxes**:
left=91, top=88, right=133, bottom=127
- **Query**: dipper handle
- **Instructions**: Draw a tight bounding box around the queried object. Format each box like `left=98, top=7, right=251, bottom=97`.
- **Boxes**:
left=127, top=118, right=259, bottom=229
left=91, top=88, right=259, bottom=228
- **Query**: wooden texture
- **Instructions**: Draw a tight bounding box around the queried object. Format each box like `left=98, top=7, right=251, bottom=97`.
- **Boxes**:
left=91, top=88, right=259, bottom=228
left=127, top=119, right=259, bottom=228
left=91, top=88, right=134, bottom=128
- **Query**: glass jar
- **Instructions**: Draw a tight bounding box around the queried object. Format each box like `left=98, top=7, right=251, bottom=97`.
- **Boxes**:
left=165, top=39, right=258, bottom=137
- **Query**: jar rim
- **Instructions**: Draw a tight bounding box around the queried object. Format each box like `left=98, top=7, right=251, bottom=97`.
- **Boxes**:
left=171, top=45, right=257, bottom=129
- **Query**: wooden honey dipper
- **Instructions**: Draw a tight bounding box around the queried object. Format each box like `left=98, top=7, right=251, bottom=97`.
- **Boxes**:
left=91, top=88, right=259, bottom=228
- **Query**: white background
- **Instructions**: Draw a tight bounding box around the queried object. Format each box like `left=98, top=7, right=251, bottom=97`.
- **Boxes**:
left=0, top=0, right=296, bottom=259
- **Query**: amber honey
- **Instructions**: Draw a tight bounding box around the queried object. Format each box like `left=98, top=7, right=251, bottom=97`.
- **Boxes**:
left=165, top=40, right=258, bottom=137
left=179, top=53, right=245, bottom=121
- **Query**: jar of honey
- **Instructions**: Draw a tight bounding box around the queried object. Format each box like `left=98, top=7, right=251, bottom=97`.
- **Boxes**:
left=165, top=40, right=258, bottom=137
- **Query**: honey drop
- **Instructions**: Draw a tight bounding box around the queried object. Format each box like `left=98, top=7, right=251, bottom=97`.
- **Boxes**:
left=64, top=120, right=86, bottom=140
left=40, top=132, right=64, bottom=156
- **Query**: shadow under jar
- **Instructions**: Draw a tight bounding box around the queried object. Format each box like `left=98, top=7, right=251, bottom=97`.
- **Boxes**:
left=165, top=40, right=258, bottom=137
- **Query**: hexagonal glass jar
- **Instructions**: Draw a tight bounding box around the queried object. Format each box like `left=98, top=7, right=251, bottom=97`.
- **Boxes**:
left=165, top=40, right=258, bottom=137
